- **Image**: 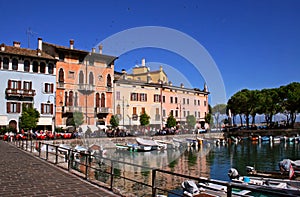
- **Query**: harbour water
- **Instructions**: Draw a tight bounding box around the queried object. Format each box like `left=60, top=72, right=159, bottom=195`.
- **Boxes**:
left=96, top=137, right=300, bottom=195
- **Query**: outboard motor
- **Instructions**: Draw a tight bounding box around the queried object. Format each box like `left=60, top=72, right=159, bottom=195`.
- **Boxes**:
left=182, top=180, right=200, bottom=196
left=228, top=168, right=239, bottom=179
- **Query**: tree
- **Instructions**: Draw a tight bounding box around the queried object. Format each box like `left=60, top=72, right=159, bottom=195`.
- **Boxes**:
left=166, top=113, right=176, bottom=128
left=186, top=115, right=196, bottom=129
left=19, top=105, right=40, bottom=131
left=73, top=111, right=84, bottom=129
left=110, top=115, right=119, bottom=129
left=140, top=112, right=150, bottom=126
left=280, top=82, right=300, bottom=128
left=211, top=104, right=226, bottom=130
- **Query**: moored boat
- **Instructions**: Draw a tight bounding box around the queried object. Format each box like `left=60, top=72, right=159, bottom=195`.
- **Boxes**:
left=136, top=137, right=162, bottom=150
left=228, top=168, right=300, bottom=195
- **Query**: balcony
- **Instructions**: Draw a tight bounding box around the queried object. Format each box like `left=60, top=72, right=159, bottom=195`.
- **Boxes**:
left=95, top=107, right=112, bottom=114
left=5, top=88, right=36, bottom=97
left=107, top=86, right=113, bottom=92
left=62, top=106, right=82, bottom=113
left=155, top=114, right=161, bottom=121
left=78, top=83, right=95, bottom=94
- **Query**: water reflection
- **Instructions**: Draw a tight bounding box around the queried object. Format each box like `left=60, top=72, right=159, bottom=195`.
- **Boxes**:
left=74, top=138, right=300, bottom=195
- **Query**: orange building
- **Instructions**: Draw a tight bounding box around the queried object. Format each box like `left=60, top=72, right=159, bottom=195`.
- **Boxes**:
left=42, top=40, right=117, bottom=130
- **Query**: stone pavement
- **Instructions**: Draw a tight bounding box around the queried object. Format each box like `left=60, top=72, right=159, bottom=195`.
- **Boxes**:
left=0, top=141, right=121, bottom=197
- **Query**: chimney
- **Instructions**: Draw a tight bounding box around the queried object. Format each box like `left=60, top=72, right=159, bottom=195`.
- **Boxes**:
left=159, top=65, right=163, bottom=71
left=180, top=83, right=184, bottom=88
left=169, top=81, right=172, bottom=86
left=1, top=43, right=5, bottom=51
left=69, top=39, right=74, bottom=49
left=142, top=58, right=146, bottom=66
left=99, top=44, right=103, bottom=54
left=37, top=38, right=42, bottom=51
left=37, top=49, right=41, bottom=56
left=122, top=69, right=127, bottom=80
left=13, top=41, right=21, bottom=48
left=92, top=48, right=96, bottom=53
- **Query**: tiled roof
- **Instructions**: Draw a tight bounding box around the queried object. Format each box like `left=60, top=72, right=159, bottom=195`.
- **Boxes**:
left=0, top=44, right=55, bottom=60
left=43, top=42, right=88, bottom=54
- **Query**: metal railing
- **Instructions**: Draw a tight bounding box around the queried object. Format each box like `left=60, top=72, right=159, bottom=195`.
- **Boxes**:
left=10, top=139, right=297, bottom=197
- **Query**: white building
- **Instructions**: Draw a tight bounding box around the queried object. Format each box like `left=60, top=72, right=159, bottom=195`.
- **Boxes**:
left=0, top=39, right=57, bottom=132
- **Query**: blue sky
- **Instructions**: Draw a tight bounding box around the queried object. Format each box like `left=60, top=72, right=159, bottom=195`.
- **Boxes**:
left=1, top=0, right=299, bottom=105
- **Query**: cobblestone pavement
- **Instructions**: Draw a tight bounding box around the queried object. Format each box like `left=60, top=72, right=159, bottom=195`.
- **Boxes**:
left=0, top=141, right=121, bottom=197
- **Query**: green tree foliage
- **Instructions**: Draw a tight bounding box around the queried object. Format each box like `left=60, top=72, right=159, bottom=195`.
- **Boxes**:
left=140, top=112, right=150, bottom=126
left=19, top=105, right=40, bottom=131
left=186, top=115, right=196, bottom=129
left=166, top=113, right=176, bottom=128
left=110, top=115, right=119, bottom=129
left=73, top=111, right=84, bottom=128
left=227, top=82, right=300, bottom=128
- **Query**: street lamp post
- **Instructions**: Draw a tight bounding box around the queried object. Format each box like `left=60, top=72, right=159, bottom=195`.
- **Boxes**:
left=47, top=94, right=56, bottom=133
left=177, top=102, right=182, bottom=131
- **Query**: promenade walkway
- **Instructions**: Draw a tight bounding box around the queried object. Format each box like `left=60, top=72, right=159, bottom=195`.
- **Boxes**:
left=0, top=141, right=121, bottom=197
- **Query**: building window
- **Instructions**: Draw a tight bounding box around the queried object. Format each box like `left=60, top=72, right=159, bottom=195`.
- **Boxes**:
left=183, top=111, right=186, bottom=118
left=101, top=93, right=105, bottom=107
left=107, top=74, right=112, bottom=87
left=7, top=102, right=21, bottom=113
left=183, top=98, right=186, bottom=105
left=204, top=100, right=207, bottom=106
left=198, top=100, right=200, bottom=106
left=40, top=62, right=46, bottom=73
left=79, top=71, right=84, bottom=84
left=117, top=104, right=121, bottom=115
left=140, top=93, right=147, bottom=102
left=175, top=97, right=178, bottom=104
left=131, top=93, right=138, bottom=101
left=69, top=91, right=74, bottom=106
left=116, top=91, right=121, bottom=100
left=89, top=72, right=94, bottom=85
left=141, top=107, right=145, bottom=114
left=198, top=112, right=201, bottom=118
left=162, top=96, right=165, bottom=103
left=187, top=111, right=190, bottom=116
left=96, top=93, right=100, bottom=107
left=33, top=61, right=38, bottom=73
left=170, top=96, right=173, bottom=104
left=59, top=68, right=64, bottom=82
left=22, top=103, right=33, bottom=109
left=154, top=94, right=160, bottom=102
left=133, top=107, right=137, bottom=115
left=187, top=99, right=189, bottom=105
left=24, top=60, right=30, bottom=72
left=3, top=57, right=9, bottom=69
left=175, top=110, right=178, bottom=117
left=68, top=71, right=75, bottom=79
left=170, top=110, right=174, bottom=116
left=41, top=103, right=53, bottom=114
left=48, top=63, right=54, bottom=74
left=194, top=99, right=197, bottom=105
left=163, top=109, right=166, bottom=117
left=12, top=58, right=18, bottom=70
left=44, top=83, right=54, bottom=93
left=74, top=92, right=78, bottom=107
left=23, top=81, right=32, bottom=90
left=8, top=80, right=21, bottom=90
left=195, top=111, right=197, bottom=117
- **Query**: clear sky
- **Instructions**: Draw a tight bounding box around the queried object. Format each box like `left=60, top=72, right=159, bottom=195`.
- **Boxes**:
left=1, top=0, right=299, bottom=105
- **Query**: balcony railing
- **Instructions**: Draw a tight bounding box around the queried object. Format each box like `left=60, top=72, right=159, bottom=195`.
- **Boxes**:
left=95, top=107, right=112, bottom=114
left=62, top=106, right=82, bottom=113
left=78, top=84, right=95, bottom=92
left=5, top=88, right=36, bottom=97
